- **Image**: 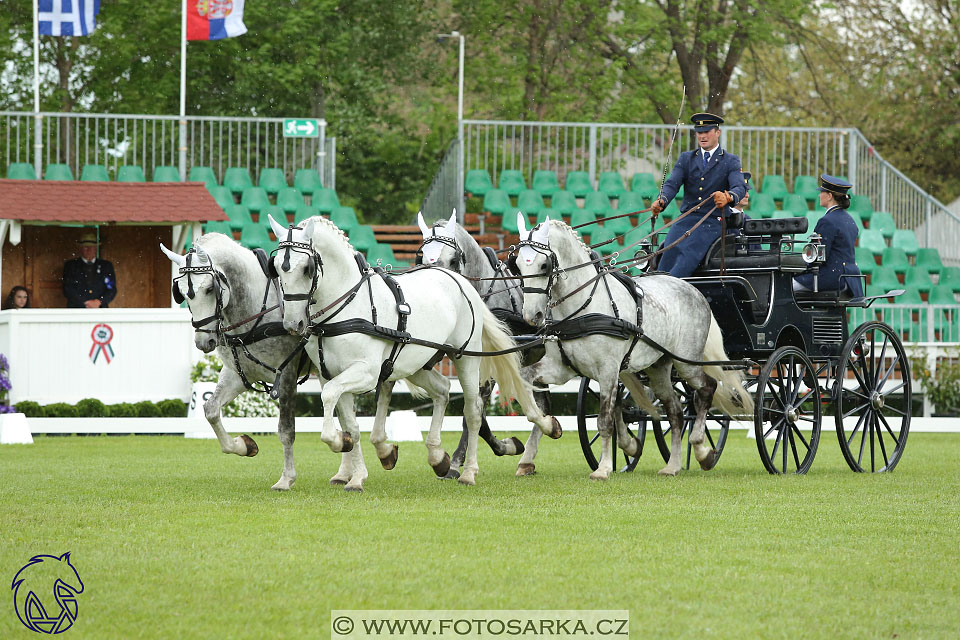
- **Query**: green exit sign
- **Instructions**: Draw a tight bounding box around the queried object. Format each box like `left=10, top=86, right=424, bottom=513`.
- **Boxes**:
left=283, top=119, right=319, bottom=138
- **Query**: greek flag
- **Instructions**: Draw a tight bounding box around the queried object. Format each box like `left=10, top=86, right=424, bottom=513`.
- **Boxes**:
left=38, top=0, right=101, bottom=37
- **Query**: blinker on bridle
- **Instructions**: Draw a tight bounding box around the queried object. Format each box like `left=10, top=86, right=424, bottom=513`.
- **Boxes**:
left=173, top=249, right=228, bottom=331
left=271, top=224, right=324, bottom=303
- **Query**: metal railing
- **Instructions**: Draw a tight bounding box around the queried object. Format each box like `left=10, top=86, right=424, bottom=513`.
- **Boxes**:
left=849, top=304, right=960, bottom=343
left=420, top=138, right=461, bottom=224
left=0, top=111, right=336, bottom=188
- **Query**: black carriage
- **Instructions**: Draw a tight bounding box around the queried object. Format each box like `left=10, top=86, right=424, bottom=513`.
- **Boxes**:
left=576, top=216, right=911, bottom=474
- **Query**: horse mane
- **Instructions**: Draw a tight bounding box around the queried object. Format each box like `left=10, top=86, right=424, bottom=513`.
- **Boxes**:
left=547, top=218, right=591, bottom=256
left=310, top=215, right=355, bottom=252
left=192, top=233, right=260, bottom=307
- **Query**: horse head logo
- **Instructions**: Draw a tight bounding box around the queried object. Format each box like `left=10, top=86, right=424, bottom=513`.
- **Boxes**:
left=11, top=552, right=84, bottom=634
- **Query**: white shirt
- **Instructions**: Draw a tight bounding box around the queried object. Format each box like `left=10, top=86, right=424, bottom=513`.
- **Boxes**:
left=700, top=144, right=719, bottom=159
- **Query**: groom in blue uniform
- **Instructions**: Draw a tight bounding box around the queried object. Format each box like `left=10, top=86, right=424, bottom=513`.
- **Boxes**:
left=652, top=112, right=746, bottom=277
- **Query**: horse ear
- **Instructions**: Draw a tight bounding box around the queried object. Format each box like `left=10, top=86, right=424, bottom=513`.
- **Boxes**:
left=301, top=217, right=316, bottom=239
left=194, top=246, right=211, bottom=264
left=533, top=217, right=549, bottom=245
left=517, top=211, right=529, bottom=239
left=417, top=211, right=430, bottom=238
left=448, top=208, right=457, bottom=227
left=159, top=243, right=186, bottom=267
left=267, top=213, right=287, bottom=241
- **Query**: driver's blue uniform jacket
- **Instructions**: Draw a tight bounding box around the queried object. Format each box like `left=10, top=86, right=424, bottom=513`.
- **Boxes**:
left=657, top=147, right=746, bottom=278
left=794, top=205, right=864, bottom=297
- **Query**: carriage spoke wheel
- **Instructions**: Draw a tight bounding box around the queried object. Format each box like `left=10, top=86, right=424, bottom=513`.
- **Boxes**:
left=835, top=322, right=911, bottom=472
left=652, top=382, right=730, bottom=471
left=576, top=378, right=646, bottom=473
left=755, top=346, right=822, bottom=475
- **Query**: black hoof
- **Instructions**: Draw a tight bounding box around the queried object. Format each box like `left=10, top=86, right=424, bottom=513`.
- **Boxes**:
left=240, top=434, right=259, bottom=457
left=699, top=449, right=718, bottom=471
left=509, top=436, right=525, bottom=456
left=432, top=452, right=451, bottom=477
left=340, top=432, right=355, bottom=453
left=344, top=485, right=363, bottom=493
left=548, top=417, right=562, bottom=439
left=516, top=463, right=536, bottom=476
left=442, top=467, right=461, bottom=480
left=329, top=478, right=348, bottom=486
left=379, top=444, right=399, bottom=470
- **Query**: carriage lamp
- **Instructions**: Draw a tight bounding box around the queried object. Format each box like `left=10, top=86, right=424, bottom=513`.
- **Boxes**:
left=801, top=234, right=826, bottom=264
left=632, top=242, right=653, bottom=272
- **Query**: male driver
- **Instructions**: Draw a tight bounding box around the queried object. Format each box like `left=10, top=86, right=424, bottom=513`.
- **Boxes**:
left=63, top=230, right=117, bottom=308
left=651, top=112, right=746, bottom=277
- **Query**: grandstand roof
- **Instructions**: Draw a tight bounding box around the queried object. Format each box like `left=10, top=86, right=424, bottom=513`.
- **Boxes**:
left=0, top=180, right=228, bottom=223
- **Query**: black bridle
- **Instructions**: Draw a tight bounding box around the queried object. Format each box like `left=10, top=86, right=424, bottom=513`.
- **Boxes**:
left=415, top=229, right=465, bottom=270
left=269, top=225, right=324, bottom=303
left=507, top=238, right=561, bottom=298
left=172, top=249, right=229, bottom=333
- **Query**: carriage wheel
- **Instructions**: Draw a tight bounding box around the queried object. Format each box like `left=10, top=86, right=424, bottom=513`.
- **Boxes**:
left=651, top=382, right=731, bottom=471
left=754, top=346, right=822, bottom=474
left=834, top=322, right=911, bottom=472
left=576, top=377, right=646, bottom=473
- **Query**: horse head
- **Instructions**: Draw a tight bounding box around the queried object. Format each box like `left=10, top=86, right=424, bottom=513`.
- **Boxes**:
left=417, top=209, right=462, bottom=270
left=268, top=214, right=320, bottom=335
left=511, top=212, right=554, bottom=327
left=160, top=241, right=230, bottom=352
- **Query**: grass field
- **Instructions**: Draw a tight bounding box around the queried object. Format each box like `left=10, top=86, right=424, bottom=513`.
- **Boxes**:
left=2, top=429, right=959, bottom=639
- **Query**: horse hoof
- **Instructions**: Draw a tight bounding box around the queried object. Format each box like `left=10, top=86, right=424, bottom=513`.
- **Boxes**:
left=432, top=452, right=451, bottom=477
left=380, top=444, right=399, bottom=470
left=340, top=432, right=355, bottom=453
left=509, top=437, right=525, bottom=455
left=627, top=436, right=643, bottom=458
left=458, top=475, right=476, bottom=486
left=442, top=468, right=461, bottom=480
left=589, top=471, right=609, bottom=481
left=548, top=417, right=562, bottom=439
left=329, top=477, right=348, bottom=486
left=344, top=485, right=363, bottom=493
left=516, top=463, right=536, bottom=476
left=240, top=434, right=259, bottom=457
left=658, top=467, right=680, bottom=477
left=698, top=449, right=718, bottom=471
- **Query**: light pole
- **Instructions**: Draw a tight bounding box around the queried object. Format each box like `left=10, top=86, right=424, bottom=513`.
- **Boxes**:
left=437, top=31, right=465, bottom=224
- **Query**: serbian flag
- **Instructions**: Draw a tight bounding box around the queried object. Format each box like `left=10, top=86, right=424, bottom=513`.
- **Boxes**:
left=187, top=0, right=247, bottom=41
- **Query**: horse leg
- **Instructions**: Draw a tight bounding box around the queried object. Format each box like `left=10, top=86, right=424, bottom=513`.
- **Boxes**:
left=271, top=372, right=298, bottom=491
left=406, top=368, right=453, bottom=477
left=647, top=362, right=685, bottom=476
left=457, top=358, right=483, bottom=486
left=476, top=380, right=524, bottom=457
left=676, top=364, right=720, bottom=470
left=329, top=395, right=360, bottom=485
left=589, top=375, right=620, bottom=481
left=369, top=381, right=400, bottom=470
left=615, top=373, right=650, bottom=459
left=319, top=363, right=378, bottom=454
left=204, top=368, right=258, bottom=457
left=335, top=393, right=368, bottom=492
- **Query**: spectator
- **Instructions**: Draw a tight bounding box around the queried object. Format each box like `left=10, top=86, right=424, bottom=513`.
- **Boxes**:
left=63, top=231, right=117, bottom=308
left=2, top=286, right=30, bottom=310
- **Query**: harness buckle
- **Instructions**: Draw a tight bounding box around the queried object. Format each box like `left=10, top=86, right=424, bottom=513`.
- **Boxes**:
left=397, top=303, right=411, bottom=316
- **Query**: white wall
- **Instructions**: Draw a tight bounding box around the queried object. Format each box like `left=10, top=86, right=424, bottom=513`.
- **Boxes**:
left=0, top=308, right=197, bottom=404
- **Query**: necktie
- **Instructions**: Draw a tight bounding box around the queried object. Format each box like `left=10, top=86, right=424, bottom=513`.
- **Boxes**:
left=703, top=151, right=710, bottom=170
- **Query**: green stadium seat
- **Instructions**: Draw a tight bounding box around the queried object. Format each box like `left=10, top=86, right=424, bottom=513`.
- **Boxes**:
left=939, top=267, right=960, bottom=293
left=882, top=247, right=910, bottom=275
left=189, top=166, right=218, bottom=188
left=240, top=224, right=273, bottom=250
left=44, top=163, right=74, bottom=180
left=80, top=164, right=110, bottom=181
left=604, top=214, right=633, bottom=236
left=153, top=165, right=181, bottom=182
left=532, top=170, right=560, bottom=198
left=331, top=206, right=359, bottom=233
left=536, top=207, right=561, bottom=224
left=583, top=191, right=612, bottom=217
left=117, top=165, right=146, bottom=182
left=260, top=204, right=288, bottom=227
left=782, top=194, right=809, bottom=215
left=806, top=211, right=825, bottom=233
left=772, top=210, right=795, bottom=220
left=366, top=242, right=403, bottom=268
left=905, top=268, right=934, bottom=295
left=747, top=192, right=776, bottom=218
left=848, top=194, right=874, bottom=222
left=348, top=225, right=377, bottom=252
left=761, top=175, right=788, bottom=202
left=871, top=266, right=901, bottom=293
left=868, top=211, right=896, bottom=239
left=548, top=190, right=578, bottom=215
left=891, top=229, right=920, bottom=257
left=223, top=167, right=254, bottom=196
left=482, top=188, right=511, bottom=215
left=516, top=189, right=545, bottom=215
left=848, top=306, right=877, bottom=334
left=661, top=200, right=681, bottom=223
left=258, top=168, right=287, bottom=195
left=294, top=204, right=322, bottom=225
left=793, top=175, right=819, bottom=203
left=880, top=288, right=925, bottom=339
left=203, top=220, right=235, bottom=237
left=240, top=186, right=271, bottom=214
left=312, top=187, right=341, bottom=214
left=630, top=172, right=659, bottom=200
left=930, top=285, right=960, bottom=340
left=597, top=172, right=626, bottom=199
left=568, top=210, right=595, bottom=229
left=277, top=187, right=305, bottom=214
left=590, top=226, right=620, bottom=256
left=916, top=248, right=944, bottom=275
left=498, top=170, right=526, bottom=197
left=929, top=284, right=957, bottom=304
left=465, top=169, right=493, bottom=197
left=224, top=204, right=252, bottom=232
left=858, top=229, right=887, bottom=256
left=500, top=207, right=522, bottom=234
left=208, top=185, right=235, bottom=210
left=865, top=283, right=888, bottom=299
left=855, top=247, right=877, bottom=276
left=6, top=162, right=36, bottom=180
left=617, top=192, right=646, bottom=216
left=293, top=168, right=323, bottom=195
left=852, top=214, right=865, bottom=234
left=564, top=170, right=593, bottom=197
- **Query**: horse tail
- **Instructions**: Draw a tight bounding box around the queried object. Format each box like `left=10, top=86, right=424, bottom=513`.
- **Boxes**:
left=403, top=380, right=429, bottom=400
left=478, top=306, right=542, bottom=419
left=619, top=372, right=661, bottom=420
left=703, top=314, right=754, bottom=417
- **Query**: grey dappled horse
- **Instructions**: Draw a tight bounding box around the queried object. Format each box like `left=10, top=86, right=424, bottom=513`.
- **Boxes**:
left=267, top=214, right=559, bottom=486
left=510, top=215, right=753, bottom=478
left=417, top=211, right=559, bottom=477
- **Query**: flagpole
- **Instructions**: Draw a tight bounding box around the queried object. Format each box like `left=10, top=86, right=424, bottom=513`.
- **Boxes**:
left=32, top=0, right=42, bottom=179
left=179, top=0, right=188, bottom=181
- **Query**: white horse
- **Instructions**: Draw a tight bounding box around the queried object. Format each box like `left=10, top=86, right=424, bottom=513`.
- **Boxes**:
left=267, top=214, right=559, bottom=486
left=161, top=234, right=315, bottom=490
left=510, top=214, right=753, bottom=478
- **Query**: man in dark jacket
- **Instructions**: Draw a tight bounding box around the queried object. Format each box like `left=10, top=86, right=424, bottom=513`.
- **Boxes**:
left=651, top=112, right=746, bottom=277
left=63, top=230, right=117, bottom=308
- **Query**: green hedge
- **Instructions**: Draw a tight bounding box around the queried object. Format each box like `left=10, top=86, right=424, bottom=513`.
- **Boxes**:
left=13, top=399, right=188, bottom=418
